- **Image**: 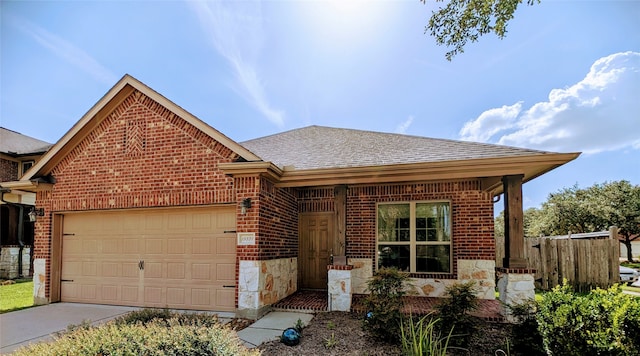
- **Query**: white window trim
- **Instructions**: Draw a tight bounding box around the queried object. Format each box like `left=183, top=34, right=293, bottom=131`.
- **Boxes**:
left=376, top=200, right=452, bottom=273
left=20, top=160, right=35, bottom=177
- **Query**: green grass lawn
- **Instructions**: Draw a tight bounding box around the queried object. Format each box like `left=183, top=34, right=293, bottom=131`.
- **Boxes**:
left=0, top=280, right=34, bottom=313
left=621, top=261, right=640, bottom=269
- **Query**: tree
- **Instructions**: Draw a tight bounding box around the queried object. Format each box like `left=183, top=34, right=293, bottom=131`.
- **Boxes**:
left=494, top=207, right=542, bottom=239
left=523, top=181, right=640, bottom=261
left=422, top=0, right=540, bottom=60
left=587, top=181, right=640, bottom=262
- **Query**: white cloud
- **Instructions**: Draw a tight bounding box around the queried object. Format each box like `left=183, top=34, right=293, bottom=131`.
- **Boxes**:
left=10, top=16, right=117, bottom=85
left=459, top=102, right=522, bottom=142
left=187, top=1, right=284, bottom=127
left=459, top=51, right=640, bottom=154
left=396, top=115, right=414, bottom=134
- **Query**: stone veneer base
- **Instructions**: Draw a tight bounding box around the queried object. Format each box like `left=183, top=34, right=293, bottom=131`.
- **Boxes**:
left=237, top=257, right=297, bottom=319
left=497, top=270, right=535, bottom=322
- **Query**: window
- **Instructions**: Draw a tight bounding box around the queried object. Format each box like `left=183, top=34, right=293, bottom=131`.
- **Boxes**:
left=21, top=160, right=34, bottom=177
left=377, top=201, right=451, bottom=273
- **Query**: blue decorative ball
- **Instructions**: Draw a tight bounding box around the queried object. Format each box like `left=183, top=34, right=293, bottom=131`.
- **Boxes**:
left=281, top=327, right=301, bottom=346
left=366, top=311, right=374, bottom=320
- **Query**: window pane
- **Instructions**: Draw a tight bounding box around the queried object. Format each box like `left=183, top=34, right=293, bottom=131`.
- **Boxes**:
left=416, top=245, right=450, bottom=273
left=378, top=204, right=410, bottom=242
left=378, top=245, right=410, bottom=271
left=416, top=202, right=450, bottom=242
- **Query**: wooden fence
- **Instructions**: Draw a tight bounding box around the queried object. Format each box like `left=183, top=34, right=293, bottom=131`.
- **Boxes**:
left=496, top=228, right=619, bottom=291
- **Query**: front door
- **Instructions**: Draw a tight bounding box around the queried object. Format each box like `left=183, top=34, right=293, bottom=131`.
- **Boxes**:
left=299, top=212, right=334, bottom=289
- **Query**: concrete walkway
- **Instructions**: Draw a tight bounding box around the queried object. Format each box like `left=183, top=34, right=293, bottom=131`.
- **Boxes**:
left=238, top=311, right=314, bottom=348
left=0, top=303, right=313, bottom=354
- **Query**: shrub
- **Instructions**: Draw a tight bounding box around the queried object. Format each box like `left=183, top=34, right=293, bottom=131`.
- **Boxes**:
left=400, top=313, right=452, bottom=356
left=537, top=282, right=640, bottom=355
left=434, top=281, right=478, bottom=347
left=507, top=300, right=545, bottom=356
left=362, top=267, right=410, bottom=342
left=14, top=318, right=259, bottom=356
left=113, top=307, right=219, bottom=327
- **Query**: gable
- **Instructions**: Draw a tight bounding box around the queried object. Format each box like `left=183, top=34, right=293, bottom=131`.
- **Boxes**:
left=23, top=75, right=261, bottom=182
left=49, top=89, right=238, bottom=207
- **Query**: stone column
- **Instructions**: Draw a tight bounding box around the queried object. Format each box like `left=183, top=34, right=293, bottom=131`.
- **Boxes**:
left=496, top=267, right=536, bottom=322
left=327, top=265, right=353, bottom=311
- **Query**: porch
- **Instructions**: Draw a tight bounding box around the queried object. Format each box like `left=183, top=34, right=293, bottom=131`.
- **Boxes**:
left=271, top=290, right=505, bottom=322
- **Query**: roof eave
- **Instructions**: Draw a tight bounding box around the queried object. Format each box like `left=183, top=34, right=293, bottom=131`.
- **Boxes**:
left=218, top=161, right=284, bottom=182
left=0, top=180, right=53, bottom=192
left=252, top=152, right=580, bottom=190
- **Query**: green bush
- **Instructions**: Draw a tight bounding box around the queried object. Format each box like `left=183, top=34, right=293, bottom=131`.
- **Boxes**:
left=434, top=281, right=478, bottom=347
left=113, top=307, right=220, bottom=327
left=14, top=318, right=259, bottom=356
left=537, top=282, right=640, bottom=355
left=507, top=300, right=545, bottom=356
left=400, top=313, right=452, bottom=356
left=362, top=267, right=410, bottom=342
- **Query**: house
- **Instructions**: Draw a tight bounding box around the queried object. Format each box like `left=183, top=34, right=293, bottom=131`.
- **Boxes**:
left=0, top=128, right=52, bottom=279
left=1, top=75, right=579, bottom=318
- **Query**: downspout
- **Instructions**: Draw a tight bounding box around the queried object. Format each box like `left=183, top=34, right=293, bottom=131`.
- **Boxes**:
left=1, top=188, right=26, bottom=278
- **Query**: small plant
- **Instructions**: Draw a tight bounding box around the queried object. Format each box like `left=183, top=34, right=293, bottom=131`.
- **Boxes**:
left=400, top=313, right=453, bottom=356
left=326, top=320, right=336, bottom=330
left=434, top=281, right=479, bottom=347
left=324, top=332, right=338, bottom=349
left=507, top=300, right=544, bottom=355
left=362, top=267, right=411, bottom=342
left=294, top=318, right=305, bottom=333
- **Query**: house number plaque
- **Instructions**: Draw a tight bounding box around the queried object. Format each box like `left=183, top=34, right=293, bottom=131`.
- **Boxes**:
left=237, top=232, right=256, bottom=245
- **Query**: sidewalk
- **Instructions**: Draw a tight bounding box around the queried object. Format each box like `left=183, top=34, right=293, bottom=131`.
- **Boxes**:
left=0, top=303, right=313, bottom=354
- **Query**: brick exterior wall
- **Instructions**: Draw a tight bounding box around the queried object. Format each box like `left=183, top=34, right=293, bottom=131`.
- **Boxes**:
left=299, top=180, right=495, bottom=277
left=234, top=176, right=298, bottom=261
left=257, top=178, right=298, bottom=259
left=0, top=158, right=18, bottom=182
left=33, top=89, right=242, bottom=299
left=297, top=187, right=334, bottom=213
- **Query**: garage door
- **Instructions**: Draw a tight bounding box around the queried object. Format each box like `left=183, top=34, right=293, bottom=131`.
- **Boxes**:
left=60, top=206, right=236, bottom=311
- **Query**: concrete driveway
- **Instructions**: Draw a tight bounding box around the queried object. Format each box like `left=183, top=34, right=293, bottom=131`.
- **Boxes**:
left=0, top=303, right=138, bottom=354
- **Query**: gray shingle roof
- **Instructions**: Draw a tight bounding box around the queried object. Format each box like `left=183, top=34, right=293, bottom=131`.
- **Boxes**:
left=0, top=127, right=52, bottom=156
left=241, top=125, right=554, bottom=170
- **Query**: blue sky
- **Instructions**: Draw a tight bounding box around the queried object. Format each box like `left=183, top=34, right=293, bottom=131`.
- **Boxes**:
left=1, top=0, right=639, bottom=212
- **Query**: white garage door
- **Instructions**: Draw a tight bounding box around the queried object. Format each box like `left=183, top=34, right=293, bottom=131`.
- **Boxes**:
left=60, top=206, right=237, bottom=311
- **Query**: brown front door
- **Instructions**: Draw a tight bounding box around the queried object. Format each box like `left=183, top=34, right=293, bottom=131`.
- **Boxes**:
left=299, top=212, right=334, bottom=289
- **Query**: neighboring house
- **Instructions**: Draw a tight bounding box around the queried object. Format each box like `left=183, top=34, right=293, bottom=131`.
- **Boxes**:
left=2, top=75, right=579, bottom=318
left=0, top=127, right=52, bottom=279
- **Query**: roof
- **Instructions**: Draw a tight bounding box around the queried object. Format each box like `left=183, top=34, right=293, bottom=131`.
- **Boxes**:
left=242, top=125, right=561, bottom=170
left=0, top=127, right=52, bottom=156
